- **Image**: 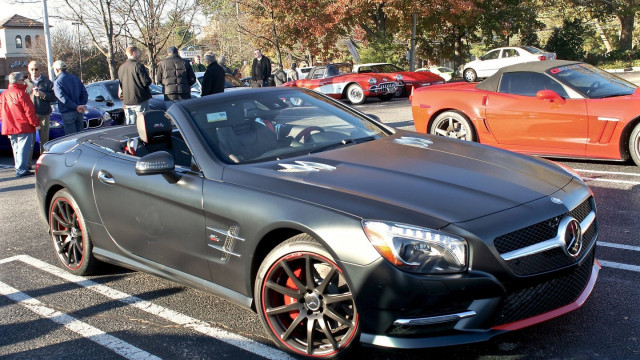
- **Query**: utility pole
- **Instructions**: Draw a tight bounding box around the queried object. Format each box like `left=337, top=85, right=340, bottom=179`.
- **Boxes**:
left=72, top=21, right=83, bottom=82
left=41, top=0, right=54, bottom=80
left=410, top=14, right=417, bottom=71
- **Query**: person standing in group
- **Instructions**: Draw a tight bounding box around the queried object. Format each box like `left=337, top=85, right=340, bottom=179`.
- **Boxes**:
left=156, top=46, right=196, bottom=108
left=52, top=60, right=88, bottom=135
left=191, top=55, right=206, bottom=73
left=118, top=46, right=152, bottom=125
left=288, top=62, right=299, bottom=82
left=219, top=55, right=238, bottom=77
left=250, top=49, right=271, bottom=87
left=0, top=72, right=39, bottom=177
left=201, top=54, right=226, bottom=96
left=24, top=61, right=56, bottom=145
left=273, top=64, right=287, bottom=86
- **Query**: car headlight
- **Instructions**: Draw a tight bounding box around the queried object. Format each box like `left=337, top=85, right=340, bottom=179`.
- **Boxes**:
left=102, top=111, right=112, bottom=121
left=50, top=120, right=63, bottom=129
left=368, top=78, right=377, bottom=85
left=396, top=74, right=403, bottom=82
left=363, top=221, right=467, bottom=274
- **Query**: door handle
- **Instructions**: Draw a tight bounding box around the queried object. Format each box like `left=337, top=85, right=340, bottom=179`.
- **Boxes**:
left=98, top=170, right=115, bottom=185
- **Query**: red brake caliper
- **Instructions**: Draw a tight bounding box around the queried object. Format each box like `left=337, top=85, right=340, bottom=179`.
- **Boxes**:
left=284, top=268, right=302, bottom=320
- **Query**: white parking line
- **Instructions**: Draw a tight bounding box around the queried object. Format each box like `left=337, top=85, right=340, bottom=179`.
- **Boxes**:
left=0, top=164, right=12, bottom=170
left=598, top=241, right=640, bottom=252
left=581, top=177, right=640, bottom=185
left=1, top=255, right=294, bottom=360
left=575, top=169, right=640, bottom=177
left=598, top=260, right=640, bottom=273
left=0, top=280, right=161, bottom=360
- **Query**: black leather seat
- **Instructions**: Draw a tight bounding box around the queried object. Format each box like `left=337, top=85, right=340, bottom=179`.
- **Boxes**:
left=136, top=110, right=173, bottom=155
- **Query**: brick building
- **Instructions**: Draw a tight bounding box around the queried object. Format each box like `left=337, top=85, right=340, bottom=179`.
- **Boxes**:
left=0, top=14, right=45, bottom=89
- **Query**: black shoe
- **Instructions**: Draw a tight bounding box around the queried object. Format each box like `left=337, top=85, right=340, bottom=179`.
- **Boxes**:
left=16, top=171, right=33, bottom=178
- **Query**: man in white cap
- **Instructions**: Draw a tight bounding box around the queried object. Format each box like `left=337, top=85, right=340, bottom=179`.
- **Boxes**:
left=0, top=72, right=39, bottom=177
left=52, top=60, right=88, bottom=134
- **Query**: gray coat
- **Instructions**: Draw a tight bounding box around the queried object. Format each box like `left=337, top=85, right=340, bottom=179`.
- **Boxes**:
left=24, top=75, right=56, bottom=115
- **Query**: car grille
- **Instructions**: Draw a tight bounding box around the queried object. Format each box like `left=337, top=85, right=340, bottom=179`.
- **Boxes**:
left=494, top=197, right=596, bottom=276
left=491, top=250, right=595, bottom=327
left=376, top=82, right=398, bottom=94
left=85, top=117, right=103, bottom=128
left=108, top=109, right=125, bottom=125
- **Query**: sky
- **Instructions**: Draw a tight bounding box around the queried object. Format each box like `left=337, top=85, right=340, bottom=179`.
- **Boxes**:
left=3, top=0, right=78, bottom=27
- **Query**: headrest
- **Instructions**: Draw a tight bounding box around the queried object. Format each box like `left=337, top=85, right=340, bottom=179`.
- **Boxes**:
left=137, top=110, right=172, bottom=145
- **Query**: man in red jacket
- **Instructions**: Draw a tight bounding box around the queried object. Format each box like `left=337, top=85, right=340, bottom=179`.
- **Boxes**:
left=0, top=72, right=39, bottom=177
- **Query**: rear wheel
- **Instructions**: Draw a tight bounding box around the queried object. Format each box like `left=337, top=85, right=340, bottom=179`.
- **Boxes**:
left=463, top=68, right=477, bottom=82
left=430, top=111, right=476, bottom=141
left=630, top=123, right=640, bottom=166
left=49, top=189, right=97, bottom=275
left=255, top=234, right=359, bottom=358
left=346, top=84, right=366, bottom=105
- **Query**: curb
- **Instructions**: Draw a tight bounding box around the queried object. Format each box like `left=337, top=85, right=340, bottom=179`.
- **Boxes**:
left=605, top=67, right=640, bottom=73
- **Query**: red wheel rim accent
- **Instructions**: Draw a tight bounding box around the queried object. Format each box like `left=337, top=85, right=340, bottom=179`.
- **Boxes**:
left=50, top=197, right=85, bottom=270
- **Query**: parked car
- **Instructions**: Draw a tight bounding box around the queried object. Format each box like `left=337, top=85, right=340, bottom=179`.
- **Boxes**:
left=283, top=63, right=399, bottom=104
left=86, top=80, right=167, bottom=124
left=352, top=62, right=445, bottom=96
left=462, top=46, right=556, bottom=82
left=36, top=87, right=598, bottom=359
left=296, top=66, right=313, bottom=79
left=412, top=60, right=640, bottom=166
left=416, top=66, right=455, bottom=82
left=191, top=73, right=248, bottom=96
left=0, top=104, right=114, bottom=153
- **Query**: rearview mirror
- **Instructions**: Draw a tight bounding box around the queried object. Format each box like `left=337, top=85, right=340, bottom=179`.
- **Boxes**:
left=536, top=90, right=566, bottom=105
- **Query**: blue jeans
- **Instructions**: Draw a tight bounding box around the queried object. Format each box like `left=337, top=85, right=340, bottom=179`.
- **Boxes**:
left=124, top=100, right=149, bottom=125
left=9, top=132, right=35, bottom=176
left=62, top=112, right=85, bottom=135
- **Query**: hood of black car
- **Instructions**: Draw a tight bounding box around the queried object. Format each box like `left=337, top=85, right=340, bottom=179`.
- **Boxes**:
left=228, top=133, right=573, bottom=224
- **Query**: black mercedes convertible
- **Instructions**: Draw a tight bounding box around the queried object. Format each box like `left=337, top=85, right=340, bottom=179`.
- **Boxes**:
left=35, top=87, right=599, bottom=358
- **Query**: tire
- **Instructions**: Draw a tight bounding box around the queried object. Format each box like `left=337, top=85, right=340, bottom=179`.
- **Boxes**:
left=630, top=123, right=640, bottom=166
left=345, top=84, right=366, bottom=105
left=49, top=189, right=97, bottom=275
left=255, top=234, right=359, bottom=358
left=377, top=93, right=394, bottom=101
left=394, top=85, right=405, bottom=97
left=430, top=111, right=476, bottom=142
left=463, top=68, right=477, bottom=82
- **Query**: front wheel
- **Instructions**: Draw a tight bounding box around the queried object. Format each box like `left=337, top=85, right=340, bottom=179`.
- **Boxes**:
left=377, top=93, right=394, bottom=101
left=49, top=189, right=98, bottom=275
left=346, top=84, right=366, bottom=105
left=255, top=234, right=359, bottom=358
left=630, top=123, right=640, bottom=166
left=463, top=68, right=477, bottom=82
left=430, top=111, right=476, bottom=141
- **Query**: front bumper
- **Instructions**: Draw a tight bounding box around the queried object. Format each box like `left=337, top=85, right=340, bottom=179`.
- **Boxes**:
left=366, top=82, right=398, bottom=96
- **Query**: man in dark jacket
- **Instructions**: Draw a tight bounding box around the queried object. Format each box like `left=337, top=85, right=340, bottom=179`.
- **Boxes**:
left=53, top=60, right=88, bottom=135
left=24, top=61, right=56, bottom=145
left=250, top=49, right=271, bottom=87
left=156, top=46, right=196, bottom=107
left=118, top=46, right=152, bottom=125
left=0, top=72, right=39, bottom=177
left=219, top=55, right=237, bottom=76
left=201, top=54, right=226, bottom=96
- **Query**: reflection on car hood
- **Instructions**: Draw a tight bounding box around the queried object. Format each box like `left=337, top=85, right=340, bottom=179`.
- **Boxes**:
left=228, top=133, right=573, bottom=224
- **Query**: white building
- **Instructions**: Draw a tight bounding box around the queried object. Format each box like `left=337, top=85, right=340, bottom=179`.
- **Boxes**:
left=0, top=14, right=45, bottom=88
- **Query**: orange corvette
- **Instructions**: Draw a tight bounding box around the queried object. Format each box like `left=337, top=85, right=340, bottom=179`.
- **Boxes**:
left=411, top=60, right=640, bottom=166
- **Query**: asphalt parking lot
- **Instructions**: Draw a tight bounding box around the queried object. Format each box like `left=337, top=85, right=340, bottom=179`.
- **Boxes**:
left=1, top=75, right=639, bottom=359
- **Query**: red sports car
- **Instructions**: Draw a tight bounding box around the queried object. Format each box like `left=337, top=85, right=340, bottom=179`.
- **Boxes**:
left=282, top=63, right=399, bottom=104
left=411, top=60, right=640, bottom=166
left=353, top=62, right=445, bottom=96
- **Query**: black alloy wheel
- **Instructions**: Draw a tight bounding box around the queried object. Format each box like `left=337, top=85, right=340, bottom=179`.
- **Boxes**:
left=256, top=235, right=359, bottom=358
left=49, top=189, right=96, bottom=275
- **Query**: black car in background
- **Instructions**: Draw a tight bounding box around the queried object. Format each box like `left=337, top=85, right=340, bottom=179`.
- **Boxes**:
left=35, top=87, right=599, bottom=358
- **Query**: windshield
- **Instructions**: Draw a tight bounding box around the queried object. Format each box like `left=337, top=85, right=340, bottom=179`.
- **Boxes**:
left=104, top=82, right=120, bottom=99
left=371, top=64, right=404, bottom=73
left=547, top=63, right=636, bottom=99
left=149, top=84, right=163, bottom=95
left=183, top=89, right=389, bottom=164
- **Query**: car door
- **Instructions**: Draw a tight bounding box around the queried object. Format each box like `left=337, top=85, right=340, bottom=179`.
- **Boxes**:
left=92, top=149, right=210, bottom=280
left=500, top=48, right=523, bottom=67
left=476, top=49, right=502, bottom=77
left=484, top=71, right=588, bottom=155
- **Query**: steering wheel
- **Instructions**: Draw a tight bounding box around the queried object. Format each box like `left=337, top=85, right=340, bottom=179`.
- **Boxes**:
left=294, top=126, right=325, bottom=143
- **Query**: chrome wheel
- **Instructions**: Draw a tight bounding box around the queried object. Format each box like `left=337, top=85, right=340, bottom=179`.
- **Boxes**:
left=346, top=84, right=365, bottom=105
left=257, top=237, right=358, bottom=358
left=49, top=189, right=96, bottom=275
left=630, top=123, right=640, bottom=167
left=430, top=111, right=476, bottom=141
left=463, top=68, right=477, bottom=82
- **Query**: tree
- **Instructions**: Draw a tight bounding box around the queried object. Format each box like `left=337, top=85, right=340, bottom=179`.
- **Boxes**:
left=61, top=0, right=128, bottom=80
left=545, top=17, right=587, bottom=60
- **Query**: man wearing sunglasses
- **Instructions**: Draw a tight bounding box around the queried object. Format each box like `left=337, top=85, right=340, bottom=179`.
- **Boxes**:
left=24, top=61, right=56, bottom=144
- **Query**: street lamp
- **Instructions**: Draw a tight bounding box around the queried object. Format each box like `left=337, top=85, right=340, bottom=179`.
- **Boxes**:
left=71, top=21, right=83, bottom=82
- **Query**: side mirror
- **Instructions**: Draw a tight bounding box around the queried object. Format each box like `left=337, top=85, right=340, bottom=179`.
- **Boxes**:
left=136, top=151, right=181, bottom=183
left=536, top=90, right=566, bottom=105
left=95, top=95, right=106, bottom=102
left=106, top=100, right=114, bottom=107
